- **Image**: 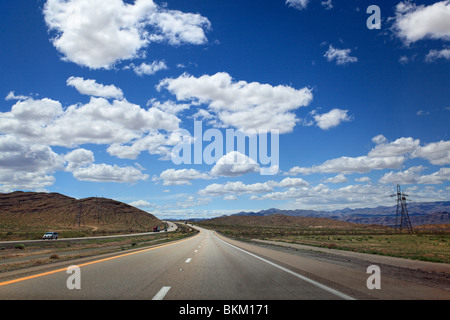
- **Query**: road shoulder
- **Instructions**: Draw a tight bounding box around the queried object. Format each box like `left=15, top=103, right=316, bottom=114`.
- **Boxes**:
left=214, top=233, right=450, bottom=300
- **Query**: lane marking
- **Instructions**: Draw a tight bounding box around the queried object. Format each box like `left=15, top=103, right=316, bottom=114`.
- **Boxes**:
left=194, top=250, right=198, bottom=253
left=215, top=235, right=355, bottom=300
left=0, top=233, right=200, bottom=288
left=185, top=258, right=192, bottom=263
left=152, top=286, right=171, bottom=300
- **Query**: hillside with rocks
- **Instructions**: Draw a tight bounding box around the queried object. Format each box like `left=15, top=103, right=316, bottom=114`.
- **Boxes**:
left=0, top=191, right=163, bottom=239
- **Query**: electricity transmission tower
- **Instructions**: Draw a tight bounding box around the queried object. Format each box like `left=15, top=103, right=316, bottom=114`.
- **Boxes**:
left=390, top=184, right=413, bottom=233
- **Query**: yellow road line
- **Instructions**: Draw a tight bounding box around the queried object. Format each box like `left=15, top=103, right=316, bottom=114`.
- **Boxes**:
left=0, top=234, right=198, bottom=287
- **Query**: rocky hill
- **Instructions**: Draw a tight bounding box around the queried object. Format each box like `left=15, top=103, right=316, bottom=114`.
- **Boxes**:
left=0, top=191, right=163, bottom=238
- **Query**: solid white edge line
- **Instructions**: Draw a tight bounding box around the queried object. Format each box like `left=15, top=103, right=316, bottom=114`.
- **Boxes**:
left=152, top=286, right=171, bottom=300
left=216, top=235, right=356, bottom=300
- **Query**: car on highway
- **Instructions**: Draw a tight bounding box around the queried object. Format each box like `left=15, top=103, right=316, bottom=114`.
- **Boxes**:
left=42, top=232, right=58, bottom=240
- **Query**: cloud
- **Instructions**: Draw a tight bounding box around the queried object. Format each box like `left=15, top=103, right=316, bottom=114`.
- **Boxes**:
left=0, top=83, right=173, bottom=189
left=321, top=0, right=333, bottom=10
left=130, top=60, right=168, bottom=76
left=324, top=45, right=358, bottom=65
left=260, top=182, right=449, bottom=211
left=311, top=108, right=351, bottom=130
left=287, top=135, right=450, bottom=177
left=66, top=76, right=124, bottom=99
left=314, top=155, right=406, bottom=174
left=63, top=147, right=148, bottom=183
left=156, top=168, right=212, bottom=185
left=210, top=151, right=260, bottom=177
left=277, top=177, right=309, bottom=188
left=287, top=136, right=415, bottom=175
left=368, top=136, right=420, bottom=158
left=0, top=135, right=65, bottom=191
left=418, top=168, right=450, bottom=184
left=107, top=130, right=190, bottom=160
left=393, top=1, right=450, bottom=44
left=149, top=7, right=211, bottom=45
left=0, top=77, right=195, bottom=179
left=43, top=0, right=210, bottom=69
left=129, top=200, right=155, bottom=209
left=380, top=166, right=450, bottom=185
left=176, top=195, right=210, bottom=209
left=198, top=177, right=308, bottom=197
left=372, top=134, right=387, bottom=144
left=148, top=99, right=190, bottom=115
left=379, top=166, right=425, bottom=185
left=425, top=48, right=450, bottom=62
left=0, top=97, right=64, bottom=140
left=258, top=183, right=395, bottom=211
left=157, top=72, right=313, bottom=133
left=71, top=163, right=148, bottom=183
left=412, top=140, right=450, bottom=165
left=285, top=0, right=309, bottom=11
left=0, top=94, right=180, bottom=148
left=5, top=92, right=29, bottom=101
left=324, top=174, right=348, bottom=184
left=63, top=148, right=94, bottom=171
left=198, top=180, right=275, bottom=196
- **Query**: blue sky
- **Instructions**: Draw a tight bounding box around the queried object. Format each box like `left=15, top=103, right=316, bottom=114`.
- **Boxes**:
left=0, top=0, right=449, bottom=219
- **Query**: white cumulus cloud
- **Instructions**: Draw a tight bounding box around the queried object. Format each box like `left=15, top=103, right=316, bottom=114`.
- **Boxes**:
left=393, top=1, right=450, bottom=44
left=0, top=95, right=180, bottom=148
left=157, top=72, right=313, bottom=133
left=286, top=0, right=309, bottom=11
left=131, top=60, right=168, bottom=76
left=71, top=163, right=148, bottom=183
left=157, top=168, right=212, bottom=186
left=287, top=135, right=450, bottom=177
left=312, top=108, right=351, bottom=130
left=0, top=135, right=65, bottom=191
left=67, top=77, right=124, bottom=99
left=211, top=151, right=260, bottom=177
left=43, top=0, right=210, bottom=69
left=324, top=45, right=358, bottom=65
left=425, top=48, right=450, bottom=62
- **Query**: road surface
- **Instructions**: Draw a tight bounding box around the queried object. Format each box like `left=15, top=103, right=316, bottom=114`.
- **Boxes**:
left=0, top=226, right=448, bottom=300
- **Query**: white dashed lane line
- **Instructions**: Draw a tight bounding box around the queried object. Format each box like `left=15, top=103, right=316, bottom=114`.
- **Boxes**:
left=154, top=243, right=200, bottom=299
left=152, top=286, right=171, bottom=300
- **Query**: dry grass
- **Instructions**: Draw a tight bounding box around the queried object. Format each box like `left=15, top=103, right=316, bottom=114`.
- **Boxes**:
left=198, top=215, right=450, bottom=264
left=0, top=224, right=198, bottom=272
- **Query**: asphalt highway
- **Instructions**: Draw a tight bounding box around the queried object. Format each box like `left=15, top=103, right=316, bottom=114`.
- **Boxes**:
left=0, top=226, right=448, bottom=300
left=0, top=226, right=353, bottom=300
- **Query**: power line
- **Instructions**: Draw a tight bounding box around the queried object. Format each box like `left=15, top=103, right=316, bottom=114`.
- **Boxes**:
left=390, top=184, right=413, bottom=233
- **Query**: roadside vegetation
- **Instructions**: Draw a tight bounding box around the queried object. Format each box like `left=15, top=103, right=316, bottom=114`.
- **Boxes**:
left=197, top=215, right=450, bottom=264
left=0, top=223, right=198, bottom=273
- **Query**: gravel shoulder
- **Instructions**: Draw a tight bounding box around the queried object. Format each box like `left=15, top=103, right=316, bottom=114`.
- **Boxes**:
left=218, top=235, right=450, bottom=300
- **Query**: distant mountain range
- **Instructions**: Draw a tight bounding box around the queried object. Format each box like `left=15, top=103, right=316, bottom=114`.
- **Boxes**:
left=227, top=201, right=450, bottom=227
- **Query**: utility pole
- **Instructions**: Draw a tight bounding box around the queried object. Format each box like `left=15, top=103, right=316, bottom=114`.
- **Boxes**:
left=390, top=184, right=413, bottom=233
left=78, top=201, right=82, bottom=228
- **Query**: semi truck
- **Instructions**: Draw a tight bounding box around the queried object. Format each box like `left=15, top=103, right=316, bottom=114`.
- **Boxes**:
left=153, top=226, right=160, bottom=232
